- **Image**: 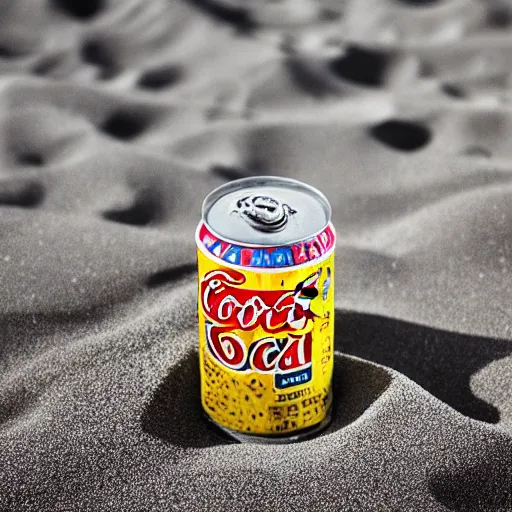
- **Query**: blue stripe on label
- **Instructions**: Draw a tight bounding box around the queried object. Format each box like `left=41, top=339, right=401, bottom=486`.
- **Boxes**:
left=223, top=246, right=241, bottom=264
left=271, top=248, right=293, bottom=267
left=274, top=367, right=312, bottom=389
left=250, top=249, right=272, bottom=267
left=209, top=240, right=223, bottom=257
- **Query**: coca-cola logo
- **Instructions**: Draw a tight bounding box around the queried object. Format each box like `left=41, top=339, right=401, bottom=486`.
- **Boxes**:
left=201, top=268, right=322, bottom=387
left=200, top=268, right=321, bottom=333
left=205, top=324, right=312, bottom=388
left=206, top=324, right=312, bottom=373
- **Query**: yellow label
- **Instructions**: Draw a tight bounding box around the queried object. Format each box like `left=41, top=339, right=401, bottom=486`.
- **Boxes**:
left=197, top=247, right=334, bottom=436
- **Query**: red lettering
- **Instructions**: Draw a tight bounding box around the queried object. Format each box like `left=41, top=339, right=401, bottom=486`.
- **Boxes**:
left=277, top=333, right=312, bottom=372
left=206, top=329, right=313, bottom=375
left=206, top=324, right=247, bottom=371
left=250, top=338, right=280, bottom=373
left=201, top=269, right=320, bottom=334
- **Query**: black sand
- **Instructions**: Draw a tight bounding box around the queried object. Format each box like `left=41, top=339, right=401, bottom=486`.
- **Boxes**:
left=1, top=0, right=512, bottom=510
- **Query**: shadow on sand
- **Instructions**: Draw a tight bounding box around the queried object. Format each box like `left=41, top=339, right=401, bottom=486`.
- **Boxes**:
left=335, top=311, right=512, bottom=423
left=142, top=310, right=512, bottom=449
left=141, top=348, right=392, bottom=448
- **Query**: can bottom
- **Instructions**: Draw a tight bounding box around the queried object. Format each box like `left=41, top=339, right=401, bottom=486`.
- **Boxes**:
left=204, top=407, right=332, bottom=445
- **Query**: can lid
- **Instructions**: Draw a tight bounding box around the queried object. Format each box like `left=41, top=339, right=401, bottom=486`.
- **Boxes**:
left=202, top=176, right=331, bottom=247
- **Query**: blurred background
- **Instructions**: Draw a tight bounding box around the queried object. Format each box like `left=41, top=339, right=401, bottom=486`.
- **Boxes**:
left=1, top=0, right=512, bottom=336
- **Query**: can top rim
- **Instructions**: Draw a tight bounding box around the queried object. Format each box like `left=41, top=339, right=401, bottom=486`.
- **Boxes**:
left=201, top=176, right=332, bottom=247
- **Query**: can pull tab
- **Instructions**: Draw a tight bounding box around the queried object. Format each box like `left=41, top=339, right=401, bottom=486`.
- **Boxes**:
left=233, top=195, right=297, bottom=232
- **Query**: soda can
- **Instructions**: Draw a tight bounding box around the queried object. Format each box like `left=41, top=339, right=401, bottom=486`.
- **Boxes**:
left=196, top=176, right=335, bottom=442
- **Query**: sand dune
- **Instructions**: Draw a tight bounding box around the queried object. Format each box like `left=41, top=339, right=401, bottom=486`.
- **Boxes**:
left=0, top=0, right=512, bottom=510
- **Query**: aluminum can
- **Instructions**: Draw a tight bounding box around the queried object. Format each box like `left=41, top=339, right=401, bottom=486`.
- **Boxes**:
left=196, top=176, right=335, bottom=442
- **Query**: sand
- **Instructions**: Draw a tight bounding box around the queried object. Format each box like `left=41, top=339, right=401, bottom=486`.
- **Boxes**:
left=0, top=0, right=512, bottom=510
